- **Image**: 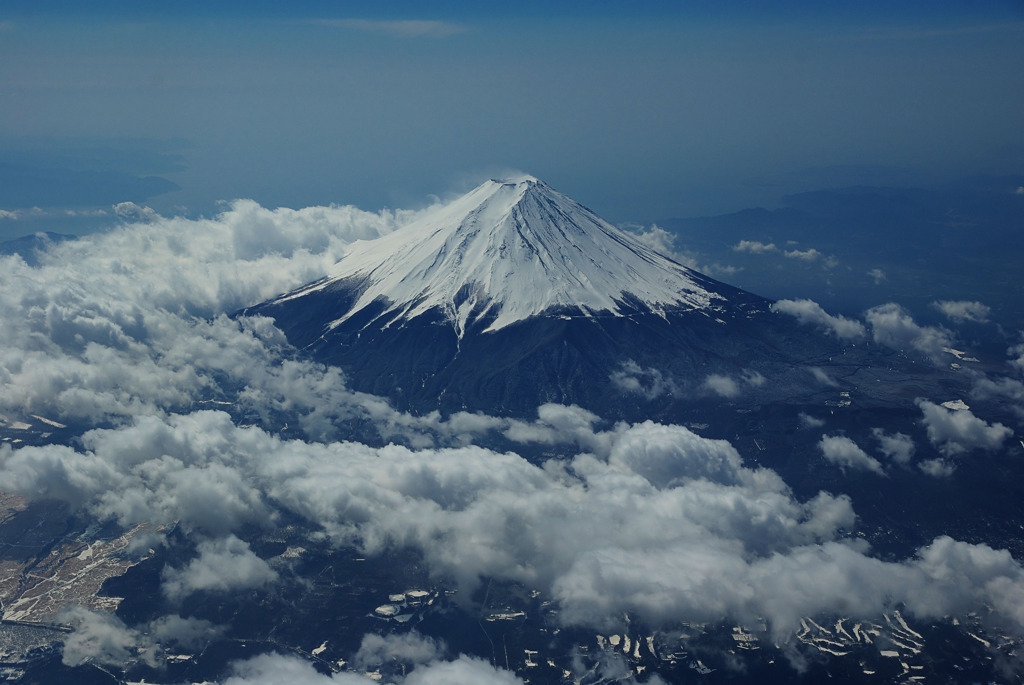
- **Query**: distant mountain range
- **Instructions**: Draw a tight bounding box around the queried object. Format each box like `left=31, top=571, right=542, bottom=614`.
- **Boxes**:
left=660, top=175, right=1024, bottom=330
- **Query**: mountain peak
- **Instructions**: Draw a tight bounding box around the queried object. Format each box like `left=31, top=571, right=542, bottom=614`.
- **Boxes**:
left=490, top=173, right=539, bottom=185
left=272, top=176, right=725, bottom=337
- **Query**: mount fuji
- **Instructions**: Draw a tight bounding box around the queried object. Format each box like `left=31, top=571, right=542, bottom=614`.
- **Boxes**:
left=247, top=175, right=909, bottom=417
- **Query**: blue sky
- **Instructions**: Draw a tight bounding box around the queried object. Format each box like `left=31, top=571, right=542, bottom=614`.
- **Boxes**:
left=2, top=1, right=1023, bottom=234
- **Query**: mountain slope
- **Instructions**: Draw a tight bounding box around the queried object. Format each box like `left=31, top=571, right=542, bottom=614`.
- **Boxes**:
left=269, top=175, right=724, bottom=337
left=245, top=176, right=916, bottom=416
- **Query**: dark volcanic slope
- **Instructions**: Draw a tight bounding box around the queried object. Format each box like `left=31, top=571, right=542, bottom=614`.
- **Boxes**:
left=244, top=176, right=963, bottom=419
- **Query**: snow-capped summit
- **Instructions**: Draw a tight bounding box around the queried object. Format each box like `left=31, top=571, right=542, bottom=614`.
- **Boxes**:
left=272, top=175, right=723, bottom=337
left=246, top=175, right=790, bottom=414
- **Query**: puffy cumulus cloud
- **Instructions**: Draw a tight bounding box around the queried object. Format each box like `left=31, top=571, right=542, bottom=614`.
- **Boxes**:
left=223, top=653, right=384, bottom=684
left=864, top=303, right=953, bottom=361
left=624, top=225, right=689, bottom=264
left=0, top=411, right=856, bottom=631
left=501, top=403, right=611, bottom=455
left=872, top=428, right=915, bottom=465
left=57, top=608, right=219, bottom=669
left=0, top=200, right=418, bottom=430
left=919, top=458, right=956, bottom=478
left=702, top=373, right=740, bottom=398
left=818, top=435, right=885, bottom=475
left=609, top=360, right=677, bottom=399
left=39, top=199, right=403, bottom=315
left=353, top=632, right=444, bottom=671
left=223, top=652, right=523, bottom=685
left=149, top=614, right=225, bottom=650
left=112, top=201, right=158, bottom=222
left=1009, top=342, right=1024, bottom=374
left=733, top=240, right=777, bottom=254
left=161, top=535, right=279, bottom=601
left=933, top=300, right=991, bottom=324
left=970, top=375, right=1024, bottom=418
left=868, top=268, right=887, bottom=284
left=916, top=399, right=1013, bottom=456
left=58, top=606, right=145, bottom=668
left=10, top=409, right=1024, bottom=639
left=402, top=656, right=526, bottom=685
left=773, top=299, right=866, bottom=340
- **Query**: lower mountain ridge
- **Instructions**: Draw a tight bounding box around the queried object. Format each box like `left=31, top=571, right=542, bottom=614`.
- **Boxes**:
left=245, top=273, right=941, bottom=422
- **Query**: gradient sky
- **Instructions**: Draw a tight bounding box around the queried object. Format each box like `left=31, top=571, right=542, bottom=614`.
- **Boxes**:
left=2, top=1, right=1023, bottom=230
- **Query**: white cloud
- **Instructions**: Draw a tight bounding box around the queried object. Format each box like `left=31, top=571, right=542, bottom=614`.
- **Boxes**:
left=808, top=367, right=839, bottom=386
left=112, top=201, right=158, bottom=222
left=704, top=262, right=742, bottom=276
left=702, top=373, right=740, bottom=397
left=915, top=399, right=1012, bottom=456
left=932, top=300, right=991, bottom=324
left=149, top=614, right=225, bottom=650
left=872, top=428, right=915, bottom=465
left=868, top=268, right=886, bottom=284
left=224, top=653, right=524, bottom=685
left=161, top=535, right=278, bottom=600
left=773, top=299, right=866, bottom=339
left=609, top=360, right=677, bottom=399
left=403, top=656, right=526, bottom=684
left=353, top=632, right=444, bottom=671
left=784, top=248, right=821, bottom=261
left=919, top=458, right=956, bottom=478
left=970, top=375, right=1024, bottom=418
left=624, top=224, right=690, bottom=264
left=733, top=240, right=777, bottom=253
left=1, top=194, right=1023, bottom=671
left=10, top=408, right=1024, bottom=640
left=700, top=370, right=764, bottom=398
left=58, top=606, right=143, bottom=668
left=818, top=435, right=886, bottom=475
left=224, top=653, right=391, bottom=684
left=798, top=412, right=825, bottom=429
left=0, top=199, right=411, bottom=431
left=0, top=209, right=19, bottom=220
left=1009, top=343, right=1024, bottom=374
left=865, top=303, right=953, bottom=360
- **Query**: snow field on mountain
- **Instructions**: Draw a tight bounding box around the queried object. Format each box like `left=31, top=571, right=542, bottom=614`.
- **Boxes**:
left=278, top=176, right=723, bottom=336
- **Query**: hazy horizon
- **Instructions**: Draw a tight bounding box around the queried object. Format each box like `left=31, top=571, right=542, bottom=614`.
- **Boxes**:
left=2, top=1, right=1023, bottom=238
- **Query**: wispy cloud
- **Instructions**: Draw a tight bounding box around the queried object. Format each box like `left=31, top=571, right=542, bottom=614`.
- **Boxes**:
left=317, top=18, right=470, bottom=38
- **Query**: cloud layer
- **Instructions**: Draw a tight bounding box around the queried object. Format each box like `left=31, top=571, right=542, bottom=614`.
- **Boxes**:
left=0, top=201, right=1021, bottom=679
